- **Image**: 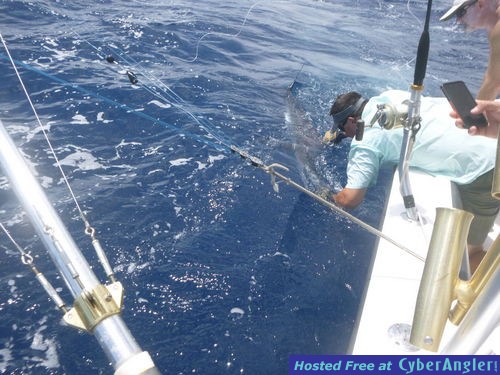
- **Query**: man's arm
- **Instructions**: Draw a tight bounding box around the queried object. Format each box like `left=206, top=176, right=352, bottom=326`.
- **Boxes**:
left=477, top=20, right=500, bottom=100
left=332, top=187, right=367, bottom=209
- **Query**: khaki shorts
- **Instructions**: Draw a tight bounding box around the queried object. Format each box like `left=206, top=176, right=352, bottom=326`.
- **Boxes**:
left=456, top=169, right=500, bottom=246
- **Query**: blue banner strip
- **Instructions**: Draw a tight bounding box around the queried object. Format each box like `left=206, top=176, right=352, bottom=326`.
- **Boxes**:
left=289, top=355, right=499, bottom=375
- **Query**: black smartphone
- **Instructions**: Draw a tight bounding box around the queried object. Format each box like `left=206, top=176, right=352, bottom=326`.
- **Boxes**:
left=441, top=81, right=487, bottom=128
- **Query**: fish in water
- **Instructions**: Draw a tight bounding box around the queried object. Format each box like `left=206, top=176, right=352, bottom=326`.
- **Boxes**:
left=285, top=80, right=333, bottom=197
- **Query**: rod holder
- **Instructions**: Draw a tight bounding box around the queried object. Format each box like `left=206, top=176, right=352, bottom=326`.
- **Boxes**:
left=410, top=207, right=473, bottom=352
left=441, top=267, right=500, bottom=354
left=450, top=235, right=500, bottom=325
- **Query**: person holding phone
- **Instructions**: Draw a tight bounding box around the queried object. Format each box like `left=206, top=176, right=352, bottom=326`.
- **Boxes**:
left=329, top=89, right=498, bottom=272
left=452, top=99, right=500, bottom=137
left=441, top=80, right=500, bottom=137
left=440, top=0, right=500, bottom=100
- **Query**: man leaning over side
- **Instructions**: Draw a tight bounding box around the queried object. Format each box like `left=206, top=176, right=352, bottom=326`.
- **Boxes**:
left=328, top=90, right=499, bottom=272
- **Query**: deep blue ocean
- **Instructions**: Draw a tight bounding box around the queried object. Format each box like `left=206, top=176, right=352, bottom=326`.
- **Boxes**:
left=0, top=1, right=490, bottom=374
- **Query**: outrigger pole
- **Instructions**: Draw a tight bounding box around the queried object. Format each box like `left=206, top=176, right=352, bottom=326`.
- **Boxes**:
left=0, top=119, right=160, bottom=374
left=398, top=0, right=433, bottom=221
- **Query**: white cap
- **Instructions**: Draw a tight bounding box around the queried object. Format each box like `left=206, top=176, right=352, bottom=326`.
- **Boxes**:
left=440, top=0, right=472, bottom=21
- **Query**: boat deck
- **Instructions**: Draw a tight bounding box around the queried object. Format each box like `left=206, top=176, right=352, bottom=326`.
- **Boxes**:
left=352, top=171, right=499, bottom=354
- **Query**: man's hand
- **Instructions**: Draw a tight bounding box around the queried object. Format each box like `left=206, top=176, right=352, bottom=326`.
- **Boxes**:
left=331, top=188, right=367, bottom=209
left=452, top=100, right=500, bottom=138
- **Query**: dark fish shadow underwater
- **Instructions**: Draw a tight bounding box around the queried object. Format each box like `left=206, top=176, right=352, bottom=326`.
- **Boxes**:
left=285, top=80, right=334, bottom=196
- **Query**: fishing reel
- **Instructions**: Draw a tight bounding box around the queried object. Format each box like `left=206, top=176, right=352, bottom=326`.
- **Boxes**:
left=369, top=100, right=409, bottom=130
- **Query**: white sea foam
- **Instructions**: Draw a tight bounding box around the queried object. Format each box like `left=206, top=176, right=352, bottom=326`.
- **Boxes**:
left=4, top=212, right=25, bottom=226
left=25, top=122, right=55, bottom=143
left=0, top=346, right=13, bottom=372
left=117, top=140, right=142, bottom=147
left=112, top=140, right=143, bottom=160
left=196, top=161, right=207, bottom=170
left=8, top=279, right=16, bottom=295
left=208, top=154, right=225, bottom=163
left=126, top=262, right=150, bottom=274
left=30, top=322, right=60, bottom=369
left=230, top=307, right=245, bottom=316
left=40, top=176, right=54, bottom=188
left=127, top=263, right=137, bottom=274
left=144, top=145, right=161, bottom=156
left=70, top=114, right=89, bottom=125
left=56, top=149, right=104, bottom=171
left=0, top=176, right=9, bottom=190
left=148, top=100, right=172, bottom=109
left=6, top=124, right=30, bottom=135
left=147, top=169, right=164, bottom=175
left=42, top=45, right=77, bottom=61
left=169, top=158, right=192, bottom=167
left=273, top=251, right=290, bottom=259
left=97, top=112, right=113, bottom=124
left=44, top=38, right=58, bottom=47
left=173, top=230, right=186, bottom=240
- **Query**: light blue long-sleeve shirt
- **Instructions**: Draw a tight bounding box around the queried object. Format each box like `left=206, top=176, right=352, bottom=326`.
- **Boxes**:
left=346, top=90, right=497, bottom=189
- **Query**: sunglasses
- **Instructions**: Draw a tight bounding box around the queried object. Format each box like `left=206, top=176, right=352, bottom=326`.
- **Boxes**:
left=338, top=119, right=348, bottom=132
left=332, top=97, right=366, bottom=132
left=456, top=0, right=478, bottom=18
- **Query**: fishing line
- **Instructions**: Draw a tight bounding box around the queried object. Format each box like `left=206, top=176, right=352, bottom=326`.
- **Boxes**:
left=0, top=221, right=68, bottom=312
left=406, top=0, right=422, bottom=26
left=104, top=44, right=235, bottom=147
left=173, top=1, right=262, bottom=64
left=0, top=51, right=229, bottom=154
left=0, top=222, right=31, bottom=262
left=2, top=33, right=156, bottom=288
left=0, top=32, right=92, bottom=230
left=50, top=0, right=307, bottom=153
left=71, top=30, right=235, bottom=149
left=50, top=0, right=315, bottom=151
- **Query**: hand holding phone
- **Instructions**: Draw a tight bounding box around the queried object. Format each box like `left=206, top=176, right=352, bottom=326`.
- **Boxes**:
left=440, top=81, right=487, bottom=129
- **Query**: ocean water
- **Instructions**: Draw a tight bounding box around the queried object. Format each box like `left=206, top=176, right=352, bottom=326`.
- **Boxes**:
left=0, top=1, right=490, bottom=374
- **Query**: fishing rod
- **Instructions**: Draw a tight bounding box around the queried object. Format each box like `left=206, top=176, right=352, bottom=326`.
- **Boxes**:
left=398, top=0, right=433, bottom=221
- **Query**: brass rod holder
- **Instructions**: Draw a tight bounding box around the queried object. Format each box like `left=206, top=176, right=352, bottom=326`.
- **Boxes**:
left=442, top=267, right=500, bottom=354
left=450, top=234, right=500, bottom=325
left=410, top=207, right=473, bottom=352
